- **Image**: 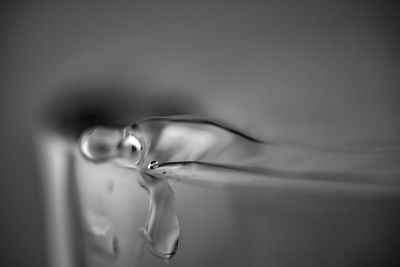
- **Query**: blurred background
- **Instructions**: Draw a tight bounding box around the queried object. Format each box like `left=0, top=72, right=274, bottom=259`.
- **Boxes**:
left=0, top=1, right=399, bottom=266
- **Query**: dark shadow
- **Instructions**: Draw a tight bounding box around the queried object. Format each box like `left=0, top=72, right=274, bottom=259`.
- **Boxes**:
left=39, top=83, right=202, bottom=139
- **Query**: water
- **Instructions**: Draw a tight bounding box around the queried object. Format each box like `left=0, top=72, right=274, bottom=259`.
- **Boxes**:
left=79, top=115, right=400, bottom=265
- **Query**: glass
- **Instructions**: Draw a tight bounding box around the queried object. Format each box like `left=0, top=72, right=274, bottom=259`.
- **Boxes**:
left=74, top=116, right=400, bottom=267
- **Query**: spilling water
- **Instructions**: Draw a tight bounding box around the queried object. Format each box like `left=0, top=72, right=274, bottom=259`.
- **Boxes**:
left=79, top=116, right=400, bottom=266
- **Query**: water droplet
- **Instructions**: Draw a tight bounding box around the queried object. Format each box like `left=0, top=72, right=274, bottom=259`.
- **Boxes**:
left=80, top=127, right=123, bottom=161
left=79, top=126, right=145, bottom=168
left=148, top=160, right=159, bottom=170
left=120, top=132, right=143, bottom=158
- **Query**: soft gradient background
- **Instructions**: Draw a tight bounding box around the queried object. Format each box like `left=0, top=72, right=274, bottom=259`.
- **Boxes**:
left=0, top=1, right=399, bottom=266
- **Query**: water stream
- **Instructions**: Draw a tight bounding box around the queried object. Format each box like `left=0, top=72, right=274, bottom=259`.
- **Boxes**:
left=79, top=115, right=400, bottom=263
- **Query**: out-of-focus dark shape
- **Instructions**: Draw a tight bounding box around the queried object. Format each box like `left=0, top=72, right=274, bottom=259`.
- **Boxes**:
left=39, top=84, right=200, bottom=139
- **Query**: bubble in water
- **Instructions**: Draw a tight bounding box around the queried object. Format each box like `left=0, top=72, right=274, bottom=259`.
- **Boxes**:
left=118, top=129, right=143, bottom=166
left=80, top=127, right=122, bottom=161
left=148, top=160, right=159, bottom=170
left=80, top=126, right=144, bottom=168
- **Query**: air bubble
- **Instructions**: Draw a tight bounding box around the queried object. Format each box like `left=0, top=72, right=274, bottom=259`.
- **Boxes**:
left=148, top=160, right=159, bottom=170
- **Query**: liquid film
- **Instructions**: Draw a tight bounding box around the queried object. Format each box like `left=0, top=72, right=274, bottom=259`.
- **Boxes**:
left=79, top=115, right=400, bottom=262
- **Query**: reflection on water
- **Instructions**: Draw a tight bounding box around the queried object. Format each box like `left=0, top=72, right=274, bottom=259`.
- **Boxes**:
left=80, top=115, right=400, bottom=265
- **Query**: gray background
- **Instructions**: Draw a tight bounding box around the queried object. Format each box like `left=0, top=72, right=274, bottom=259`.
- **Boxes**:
left=1, top=1, right=399, bottom=266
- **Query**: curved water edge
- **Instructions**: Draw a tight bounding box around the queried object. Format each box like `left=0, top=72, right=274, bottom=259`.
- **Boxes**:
left=79, top=115, right=400, bottom=262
